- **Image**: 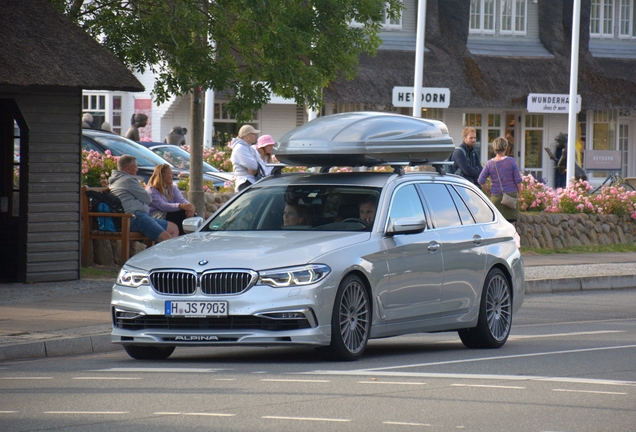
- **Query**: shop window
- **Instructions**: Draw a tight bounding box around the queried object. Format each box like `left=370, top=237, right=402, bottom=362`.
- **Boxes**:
left=463, top=112, right=483, bottom=159
left=524, top=114, right=544, bottom=181
left=463, top=112, right=502, bottom=161
left=421, top=108, right=444, bottom=120
left=82, top=93, right=122, bottom=134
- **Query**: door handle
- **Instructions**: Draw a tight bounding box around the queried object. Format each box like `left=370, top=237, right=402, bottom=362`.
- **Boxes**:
left=473, top=235, right=483, bottom=245
left=427, top=242, right=440, bottom=253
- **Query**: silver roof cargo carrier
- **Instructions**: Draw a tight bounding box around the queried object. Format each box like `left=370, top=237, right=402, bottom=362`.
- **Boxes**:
left=274, top=112, right=455, bottom=167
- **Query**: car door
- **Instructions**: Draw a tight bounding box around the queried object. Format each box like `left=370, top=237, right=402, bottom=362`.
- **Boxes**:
left=383, top=183, right=443, bottom=321
left=418, top=183, right=488, bottom=316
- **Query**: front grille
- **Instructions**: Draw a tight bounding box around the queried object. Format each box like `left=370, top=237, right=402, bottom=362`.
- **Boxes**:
left=115, top=315, right=311, bottom=331
left=150, top=271, right=197, bottom=295
left=201, top=271, right=256, bottom=295
left=149, top=270, right=257, bottom=295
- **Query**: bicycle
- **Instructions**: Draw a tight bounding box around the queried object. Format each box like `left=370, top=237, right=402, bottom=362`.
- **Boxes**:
left=591, top=171, right=636, bottom=194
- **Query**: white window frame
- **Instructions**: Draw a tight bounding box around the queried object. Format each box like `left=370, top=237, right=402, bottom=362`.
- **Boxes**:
left=618, top=0, right=636, bottom=37
left=351, top=1, right=402, bottom=30
left=469, top=0, right=495, bottom=34
left=591, top=0, right=615, bottom=38
left=500, top=0, right=527, bottom=35
left=82, top=92, right=124, bottom=136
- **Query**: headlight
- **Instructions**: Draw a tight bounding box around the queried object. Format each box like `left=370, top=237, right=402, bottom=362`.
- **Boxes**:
left=116, top=266, right=150, bottom=288
left=258, top=264, right=331, bottom=288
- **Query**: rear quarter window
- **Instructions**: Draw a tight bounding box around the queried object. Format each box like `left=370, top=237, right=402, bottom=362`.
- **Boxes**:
left=417, top=183, right=462, bottom=228
left=453, top=185, right=495, bottom=224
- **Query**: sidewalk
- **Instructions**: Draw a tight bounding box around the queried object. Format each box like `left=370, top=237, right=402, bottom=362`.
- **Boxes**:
left=1, top=252, right=635, bottom=362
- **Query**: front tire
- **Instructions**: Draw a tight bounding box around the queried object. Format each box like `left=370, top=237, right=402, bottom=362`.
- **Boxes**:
left=458, top=268, right=512, bottom=349
left=124, top=345, right=175, bottom=360
left=327, top=274, right=371, bottom=361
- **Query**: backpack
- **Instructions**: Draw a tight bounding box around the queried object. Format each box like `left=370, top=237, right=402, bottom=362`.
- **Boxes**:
left=446, top=146, right=468, bottom=176
left=86, top=190, right=124, bottom=232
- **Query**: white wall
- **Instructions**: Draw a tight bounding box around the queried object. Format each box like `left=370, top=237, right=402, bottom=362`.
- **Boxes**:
left=259, top=104, right=298, bottom=141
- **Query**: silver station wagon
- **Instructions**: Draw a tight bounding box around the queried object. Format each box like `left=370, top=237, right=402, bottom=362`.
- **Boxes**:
left=111, top=112, right=525, bottom=361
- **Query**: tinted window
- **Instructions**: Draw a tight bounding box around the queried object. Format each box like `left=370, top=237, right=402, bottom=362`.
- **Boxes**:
left=388, top=184, right=425, bottom=222
left=454, top=186, right=495, bottom=223
left=418, top=183, right=461, bottom=228
left=448, top=186, right=475, bottom=225
left=90, top=135, right=169, bottom=168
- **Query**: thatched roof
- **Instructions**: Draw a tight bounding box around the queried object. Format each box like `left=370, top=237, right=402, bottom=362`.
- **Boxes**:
left=324, top=0, right=636, bottom=111
left=0, top=0, right=143, bottom=92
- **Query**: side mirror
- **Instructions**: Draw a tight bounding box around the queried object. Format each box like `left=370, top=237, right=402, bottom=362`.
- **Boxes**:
left=386, top=217, right=426, bottom=236
left=182, top=217, right=204, bottom=233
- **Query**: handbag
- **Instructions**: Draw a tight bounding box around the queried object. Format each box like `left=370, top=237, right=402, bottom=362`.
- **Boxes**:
left=492, top=159, right=518, bottom=210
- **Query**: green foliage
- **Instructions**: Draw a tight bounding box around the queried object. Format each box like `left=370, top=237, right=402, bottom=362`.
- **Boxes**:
left=54, top=0, right=402, bottom=122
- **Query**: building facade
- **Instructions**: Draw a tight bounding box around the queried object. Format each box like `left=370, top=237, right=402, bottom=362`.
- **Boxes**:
left=84, top=0, right=636, bottom=189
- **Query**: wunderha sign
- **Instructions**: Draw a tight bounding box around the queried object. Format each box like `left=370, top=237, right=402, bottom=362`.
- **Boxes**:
left=527, top=93, right=581, bottom=113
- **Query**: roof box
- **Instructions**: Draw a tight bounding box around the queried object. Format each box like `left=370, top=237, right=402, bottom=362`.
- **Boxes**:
left=274, top=112, right=455, bottom=167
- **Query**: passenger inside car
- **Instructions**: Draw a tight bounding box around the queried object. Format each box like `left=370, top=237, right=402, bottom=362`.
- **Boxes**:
left=283, top=200, right=311, bottom=227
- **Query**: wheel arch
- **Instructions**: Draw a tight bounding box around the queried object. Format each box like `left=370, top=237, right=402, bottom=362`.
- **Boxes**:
left=488, top=262, right=514, bottom=301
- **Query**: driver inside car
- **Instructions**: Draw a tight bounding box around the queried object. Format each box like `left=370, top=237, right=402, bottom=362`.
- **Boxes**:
left=359, top=196, right=378, bottom=225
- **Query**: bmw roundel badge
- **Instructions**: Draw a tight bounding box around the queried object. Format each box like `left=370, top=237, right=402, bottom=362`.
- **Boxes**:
left=198, top=259, right=208, bottom=266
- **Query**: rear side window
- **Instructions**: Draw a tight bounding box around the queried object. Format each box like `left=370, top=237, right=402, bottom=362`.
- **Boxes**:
left=418, top=183, right=461, bottom=228
left=454, top=186, right=495, bottom=223
left=448, top=186, right=475, bottom=225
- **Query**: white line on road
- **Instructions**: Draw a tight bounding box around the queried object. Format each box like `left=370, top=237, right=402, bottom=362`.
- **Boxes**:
left=552, top=389, right=627, bottom=395
left=357, top=381, right=426, bottom=386
left=73, top=377, right=141, bottom=380
left=263, top=415, right=350, bottom=422
left=0, top=411, right=19, bottom=414
left=383, top=421, right=436, bottom=427
left=44, top=411, right=129, bottom=415
left=261, top=379, right=330, bottom=383
left=92, top=368, right=228, bottom=373
left=351, top=344, right=636, bottom=372
left=509, top=330, right=625, bottom=340
left=0, top=377, right=52, bottom=380
left=451, top=384, right=525, bottom=389
left=184, top=413, right=236, bottom=417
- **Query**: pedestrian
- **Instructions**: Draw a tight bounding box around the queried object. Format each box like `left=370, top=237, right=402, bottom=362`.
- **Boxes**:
left=146, top=164, right=196, bottom=235
left=230, top=125, right=263, bottom=192
left=125, top=113, right=148, bottom=141
left=82, top=113, right=96, bottom=129
left=452, top=127, right=482, bottom=186
left=100, top=121, right=113, bottom=132
left=109, top=155, right=179, bottom=242
left=164, top=126, right=187, bottom=146
left=254, top=134, right=275, bottom=176
left=478, top=137, right=523, bottom=225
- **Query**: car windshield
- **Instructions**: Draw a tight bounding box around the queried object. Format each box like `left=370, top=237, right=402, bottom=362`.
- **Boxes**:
left=91, top=135, right=172, bottom=168
left=151, top=146, right=220, bottom=173
left=202, top=184, right=382, bottom=232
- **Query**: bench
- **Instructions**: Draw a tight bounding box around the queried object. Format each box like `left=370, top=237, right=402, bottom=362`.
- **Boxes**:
left=81, top=186, right=153, bottom=265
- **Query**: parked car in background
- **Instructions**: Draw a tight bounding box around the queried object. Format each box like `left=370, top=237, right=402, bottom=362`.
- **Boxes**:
left=137, top=142, right=233, bottom=182
left=82, top=130, right=227, bottom=187
left=110, top=112, right=525, bottom=361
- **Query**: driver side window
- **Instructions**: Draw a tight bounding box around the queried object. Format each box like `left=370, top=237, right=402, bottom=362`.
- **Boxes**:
left=388, top=184, right=426, bottom=223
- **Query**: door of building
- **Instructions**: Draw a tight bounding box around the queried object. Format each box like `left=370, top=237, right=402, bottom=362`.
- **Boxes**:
left=521, top=114, right=545, bottom=181
left=505, top=112, right=522, bottom=166
left=619, top=120, right=633, bottom=178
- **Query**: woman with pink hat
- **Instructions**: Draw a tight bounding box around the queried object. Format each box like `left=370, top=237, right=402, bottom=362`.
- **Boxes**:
left=254, top=135, right=276, bottom=176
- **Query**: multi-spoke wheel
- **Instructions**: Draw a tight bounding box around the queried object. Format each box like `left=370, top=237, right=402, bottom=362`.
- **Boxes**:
left=327, top=274, right=371, bottom=361
left=124, top=345, right=175, bottom=360
left=458, top=268, right=512, bottom=349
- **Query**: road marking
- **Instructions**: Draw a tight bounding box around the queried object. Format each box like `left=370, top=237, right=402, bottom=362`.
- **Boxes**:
left=73, top=377, right=141, bottom=380
left=155, top=412, right=181, bottom=415
left=93, top=368, right=227, bottom=373
left=307, top=371, right=636, bottom=387
left=358, top=381, right=426, bottom=386
left=553, top=389, right=627, bottom=395
left=263, top=415, right=350, bottom=422
left=261, top=379, right=330, bottom=383
left=451, top=384, right=525, bottom=389
left=44, top=411, right=129, bottom=415
left=0, top=411, right=18, bottom=414
left=509, top=330, right=625, bottom=340
left=0, top=377, right=52, bottom=380
left=184, top=413, right=236, bottom=417
left=383, top=421, right=435, bottom=427
left=214, top=378, right=236, bottom=381
left=350, top=344, right=636, bottom=372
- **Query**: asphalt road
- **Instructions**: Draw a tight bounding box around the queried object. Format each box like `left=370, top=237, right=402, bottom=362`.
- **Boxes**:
left=1, top=290, right=635, bottom=431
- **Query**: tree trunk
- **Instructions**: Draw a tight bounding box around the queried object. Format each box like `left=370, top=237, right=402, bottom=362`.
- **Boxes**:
left=188, top=86, right=205, bottom=217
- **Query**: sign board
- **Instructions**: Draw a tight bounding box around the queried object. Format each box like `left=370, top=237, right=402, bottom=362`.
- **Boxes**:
left=392, top=87, right=451, bottom=108
left=527, top=93, right=581, bottom=113
left=584, top=150, right=622, bottom=171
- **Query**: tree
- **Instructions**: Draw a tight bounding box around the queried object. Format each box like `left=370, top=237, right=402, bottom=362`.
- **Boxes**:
left=53, top=0, right=402, bottom=213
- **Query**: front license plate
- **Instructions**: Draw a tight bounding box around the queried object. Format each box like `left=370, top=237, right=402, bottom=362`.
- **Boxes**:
left=165, top=301, right=228, bottom=317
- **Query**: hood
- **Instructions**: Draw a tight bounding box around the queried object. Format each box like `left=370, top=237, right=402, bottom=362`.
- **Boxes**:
left=126, top=231, right=371, bottom=272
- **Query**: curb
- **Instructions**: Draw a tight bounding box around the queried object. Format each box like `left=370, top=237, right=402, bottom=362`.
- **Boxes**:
left=525, top=274, right=636, bottom=294
left=0, top=334, right=122, bottom=362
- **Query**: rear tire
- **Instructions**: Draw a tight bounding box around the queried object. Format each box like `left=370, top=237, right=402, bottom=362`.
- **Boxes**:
left=458, top=268, right=512, bottom=349
left=327, top=274, right=370, bottom=361
left=124, top=345, right=175, bottom=360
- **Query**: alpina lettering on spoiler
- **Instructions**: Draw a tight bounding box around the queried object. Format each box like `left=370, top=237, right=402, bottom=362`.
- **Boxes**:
left=175, top=335, right=219, bottom=341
